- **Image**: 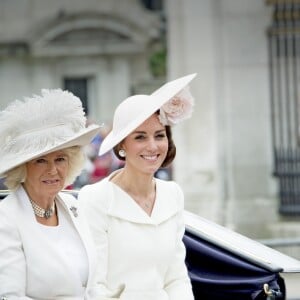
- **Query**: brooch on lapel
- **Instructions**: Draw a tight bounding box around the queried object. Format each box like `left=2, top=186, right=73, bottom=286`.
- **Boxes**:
left=70, top=206, right=78, bottom=217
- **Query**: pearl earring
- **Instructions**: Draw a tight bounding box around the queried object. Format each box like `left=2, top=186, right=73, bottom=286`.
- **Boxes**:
left=119, top=149, right=126, bottom=157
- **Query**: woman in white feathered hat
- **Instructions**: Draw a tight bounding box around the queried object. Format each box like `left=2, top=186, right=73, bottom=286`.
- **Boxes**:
left=79, top=74, right=197, bottom=300
left=0, top=89, right=101, bottom=299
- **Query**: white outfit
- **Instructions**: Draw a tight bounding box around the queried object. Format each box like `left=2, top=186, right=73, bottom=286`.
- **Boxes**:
left=78, top=172, right=194, bottom=300
left=0, top=186, right=98, bottom=300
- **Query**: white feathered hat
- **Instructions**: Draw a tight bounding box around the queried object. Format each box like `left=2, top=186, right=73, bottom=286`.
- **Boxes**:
left=0, top=89, right=101, bottom=178
left=99, top=73, right=197, bottom=156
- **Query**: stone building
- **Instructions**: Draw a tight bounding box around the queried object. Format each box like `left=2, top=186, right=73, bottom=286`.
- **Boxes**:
left=1, top=0, right=299, bottom=240
left=167, top=0, right=300, bottom=241
left=0, top=0, right=162, bottom=125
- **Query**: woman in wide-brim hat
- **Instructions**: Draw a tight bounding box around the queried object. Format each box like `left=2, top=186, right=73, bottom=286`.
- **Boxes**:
left=79, top=73, right=197, bottom=300
left=0, top=89, right=101, bottom=299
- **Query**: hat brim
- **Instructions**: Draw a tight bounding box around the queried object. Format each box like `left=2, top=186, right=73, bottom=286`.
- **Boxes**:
left=0, top=124, right=100, bottom=177
left=99, top=73, right=197, bottom=156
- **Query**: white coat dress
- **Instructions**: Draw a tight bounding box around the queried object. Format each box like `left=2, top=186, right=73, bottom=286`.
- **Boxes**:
left=0, top=186, right=98, bottom=300
left=78, top=172, right=194, bottom=300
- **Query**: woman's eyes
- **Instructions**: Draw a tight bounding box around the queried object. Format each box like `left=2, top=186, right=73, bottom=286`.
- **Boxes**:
left=35, top=157, right=67, bottom=163
left=56, top=156, right=67, bottom=162
left=134, top=134, right=166, bottom=140
left=35, top=158, right=47, bottom=163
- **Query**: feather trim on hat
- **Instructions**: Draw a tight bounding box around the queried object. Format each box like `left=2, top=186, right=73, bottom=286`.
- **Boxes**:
left=0, top=89, right=87, bottom=157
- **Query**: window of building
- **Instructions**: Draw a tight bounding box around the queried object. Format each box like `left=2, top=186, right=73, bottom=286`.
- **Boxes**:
left=64, top=78, right=89, bottom=115
left=140, top=0, right=163, bottom=11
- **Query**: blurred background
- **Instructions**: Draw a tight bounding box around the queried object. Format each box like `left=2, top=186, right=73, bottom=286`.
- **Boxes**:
left=1, top=0, right=300, bottom=259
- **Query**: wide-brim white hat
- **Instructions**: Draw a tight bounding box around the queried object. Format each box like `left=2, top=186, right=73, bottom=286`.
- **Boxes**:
left=0, top=89, right=101, bottom=177
left=99, top=73, right=197, bottom=156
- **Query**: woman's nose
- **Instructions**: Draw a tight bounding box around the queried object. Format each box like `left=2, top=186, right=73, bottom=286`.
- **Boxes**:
left=47, top=162, right=58, bottom=175
left=146, top=138, right=158, bottom=150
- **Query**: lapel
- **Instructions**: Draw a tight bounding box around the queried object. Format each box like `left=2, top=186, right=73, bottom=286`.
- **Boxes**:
left=15, top=186, right=40, bottom=225
left=56, top=192, right=97, bottom=288
left=104, top=177, right=181, bottom=225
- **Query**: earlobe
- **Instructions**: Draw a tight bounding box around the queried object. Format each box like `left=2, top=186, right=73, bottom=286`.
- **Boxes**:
left=119, top=149, right=126, bottom=158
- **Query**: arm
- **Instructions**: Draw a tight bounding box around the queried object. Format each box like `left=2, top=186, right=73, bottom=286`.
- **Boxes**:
left=0, top=207, right=33, bottom=300
left=164, top=210, right=194, bottom=300
left=164, top=184, right=194, bottom=300
left=78, top=186, right=124, bottom=300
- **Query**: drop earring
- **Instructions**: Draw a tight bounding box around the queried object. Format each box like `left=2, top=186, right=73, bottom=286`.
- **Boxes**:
left=119, top=149, right=126, bottom=157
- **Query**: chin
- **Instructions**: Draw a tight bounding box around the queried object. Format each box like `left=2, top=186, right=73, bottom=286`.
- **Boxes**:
left=45, top=184, right=63, bottom=193
left=144, top=167, right=160, bottom=175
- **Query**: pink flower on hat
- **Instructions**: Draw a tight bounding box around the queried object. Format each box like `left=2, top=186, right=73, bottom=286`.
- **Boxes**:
left=159, top=86, right=195, bottom=126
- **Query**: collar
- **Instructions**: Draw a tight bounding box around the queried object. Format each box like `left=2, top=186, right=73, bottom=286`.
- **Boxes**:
left=103, top=176, right=182, bottom=225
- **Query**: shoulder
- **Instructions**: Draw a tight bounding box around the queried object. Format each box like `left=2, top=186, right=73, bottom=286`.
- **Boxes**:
left=0, top=192, right=19, bottom=213
left=156, top=178, right=184, bottom=208
left=80, top=177, right=109, bottom=194
left=0, top=192, right=20, bottom=228
left=156, top=178, right=183, bottom=191
left=78, top=177, right=112, bottom=211
left=156, top=178, right=183, bottom=195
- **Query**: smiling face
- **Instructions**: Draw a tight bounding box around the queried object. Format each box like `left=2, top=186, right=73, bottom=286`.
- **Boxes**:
left=23, top=150, right=69, bottom=201
left=121, top=113, right=169, bottom=175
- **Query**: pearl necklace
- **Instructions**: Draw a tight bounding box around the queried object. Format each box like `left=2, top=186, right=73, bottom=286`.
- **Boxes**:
left=29, top=198, right=56, bottom=219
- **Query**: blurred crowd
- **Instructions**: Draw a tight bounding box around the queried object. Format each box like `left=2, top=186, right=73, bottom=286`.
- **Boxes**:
left=70, top=126, right=125, bottom=189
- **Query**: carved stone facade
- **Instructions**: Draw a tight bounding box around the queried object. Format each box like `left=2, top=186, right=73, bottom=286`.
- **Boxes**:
left=0, top=0, right=161, bottom=126
left=1, top=0, right=299, bottom=240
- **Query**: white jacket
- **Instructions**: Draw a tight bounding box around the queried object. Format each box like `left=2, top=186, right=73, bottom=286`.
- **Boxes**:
left=78, top=174, right=194, bottom=300
left=0, top=186, right=98, bottom=300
